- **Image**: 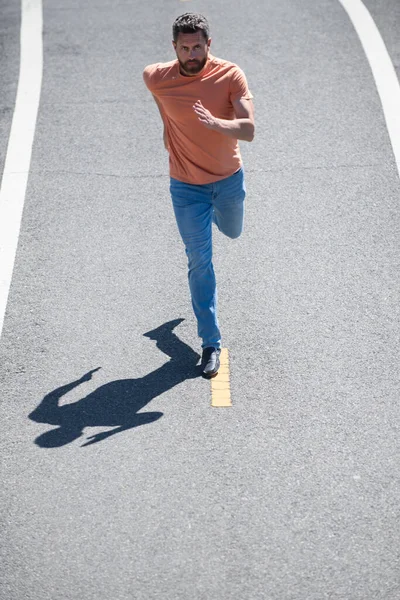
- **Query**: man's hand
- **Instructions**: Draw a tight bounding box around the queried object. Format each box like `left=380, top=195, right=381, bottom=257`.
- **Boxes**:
left=193, top=100, right=218, bottom=130
left=193, top=98, right=255, bottom=142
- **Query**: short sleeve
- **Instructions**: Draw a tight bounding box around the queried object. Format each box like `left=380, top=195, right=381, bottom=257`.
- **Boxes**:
left=143, top=64, right=159, bottom=93
left=229, top=67, right=254, bottom=102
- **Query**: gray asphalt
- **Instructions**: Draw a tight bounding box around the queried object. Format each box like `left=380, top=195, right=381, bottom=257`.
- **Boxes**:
left=1, top=0, right=399, bottom=599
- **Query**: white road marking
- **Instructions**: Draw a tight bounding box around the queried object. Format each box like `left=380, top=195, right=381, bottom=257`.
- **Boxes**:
left=0, top=0, right=43, bottom=339
left=338, top=0, right=400, bottom=178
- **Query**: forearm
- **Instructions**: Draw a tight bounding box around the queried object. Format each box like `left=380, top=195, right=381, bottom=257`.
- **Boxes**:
left=213, top=118, right=254, bottom=142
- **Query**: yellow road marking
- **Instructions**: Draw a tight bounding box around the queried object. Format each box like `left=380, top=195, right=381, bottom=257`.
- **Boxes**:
left=211, top=348, right=232, bottom=407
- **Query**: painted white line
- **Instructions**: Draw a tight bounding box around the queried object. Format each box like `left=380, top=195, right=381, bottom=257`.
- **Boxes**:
left=0, top=0, right=43, bottom=339
left=338, top=0, right=400, bottom=178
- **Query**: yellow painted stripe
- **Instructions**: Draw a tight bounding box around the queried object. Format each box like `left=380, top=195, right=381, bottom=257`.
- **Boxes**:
left=211, top=348, right=232, bottom=407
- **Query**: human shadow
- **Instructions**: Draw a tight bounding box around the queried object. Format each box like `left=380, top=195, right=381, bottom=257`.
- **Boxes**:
left=29, top=319, right=201, bottom=448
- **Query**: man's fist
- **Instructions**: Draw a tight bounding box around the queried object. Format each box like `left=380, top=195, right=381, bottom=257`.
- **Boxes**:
left=193, top=100, right=218, bottom=130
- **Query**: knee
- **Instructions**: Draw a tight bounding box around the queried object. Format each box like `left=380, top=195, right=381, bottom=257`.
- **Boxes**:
left=216, top=217, right=243, bottom=239
left=224, top=226, right=242, bottom=240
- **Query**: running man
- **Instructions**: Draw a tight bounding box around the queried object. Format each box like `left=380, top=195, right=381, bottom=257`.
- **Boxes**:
left=143, top=13, right=255, bottom=378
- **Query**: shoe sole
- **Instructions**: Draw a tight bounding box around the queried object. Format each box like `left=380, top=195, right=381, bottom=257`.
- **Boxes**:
left=202, top=370, right=219, bottom=379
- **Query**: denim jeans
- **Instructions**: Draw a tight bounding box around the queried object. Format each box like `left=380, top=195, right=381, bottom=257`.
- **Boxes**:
left=170, top=167, right=246, bottom=349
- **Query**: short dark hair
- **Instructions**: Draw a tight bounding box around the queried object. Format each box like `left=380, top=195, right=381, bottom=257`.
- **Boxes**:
left=172, top=13, right=210, bottom=43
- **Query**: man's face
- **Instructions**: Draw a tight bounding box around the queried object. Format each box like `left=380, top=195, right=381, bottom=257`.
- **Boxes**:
left=173, top=31, right=211, bottom=76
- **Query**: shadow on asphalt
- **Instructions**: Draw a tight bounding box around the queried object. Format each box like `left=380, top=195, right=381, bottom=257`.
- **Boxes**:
left=28, top=318, right=201, bottom=448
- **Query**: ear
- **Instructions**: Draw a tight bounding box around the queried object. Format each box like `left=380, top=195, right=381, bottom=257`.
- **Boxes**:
left=172, top=40, right=177, bottom=50
left=207, top=38, right=212, bottom=49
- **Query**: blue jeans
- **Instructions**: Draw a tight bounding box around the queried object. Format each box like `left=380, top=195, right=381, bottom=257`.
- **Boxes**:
left=170, top=168, right=246, bottom=349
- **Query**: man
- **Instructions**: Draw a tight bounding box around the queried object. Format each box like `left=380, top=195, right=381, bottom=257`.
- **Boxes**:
left=143, top=13, right=255, bottom=378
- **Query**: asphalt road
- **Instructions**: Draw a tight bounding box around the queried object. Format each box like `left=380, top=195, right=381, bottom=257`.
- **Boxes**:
left=1, top=1, right=399, bottom=599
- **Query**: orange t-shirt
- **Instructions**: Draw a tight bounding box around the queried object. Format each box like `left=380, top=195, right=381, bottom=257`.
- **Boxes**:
left=143, top=54, right=253, bottom=184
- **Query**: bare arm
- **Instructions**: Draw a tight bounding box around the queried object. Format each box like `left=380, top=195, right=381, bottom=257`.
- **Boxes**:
left=193, top=97, right=255, bottom=142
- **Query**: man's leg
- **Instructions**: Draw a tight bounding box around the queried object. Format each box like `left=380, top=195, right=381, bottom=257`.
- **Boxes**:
left=170, top=178, right=221, bottom=350
left=212, top=167, right=246, bottom=239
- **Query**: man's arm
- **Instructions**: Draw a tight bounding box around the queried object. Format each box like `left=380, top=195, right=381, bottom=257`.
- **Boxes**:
left=152, top=94, right=169, bottom=150
left=193, top=97, right=255, bottom=142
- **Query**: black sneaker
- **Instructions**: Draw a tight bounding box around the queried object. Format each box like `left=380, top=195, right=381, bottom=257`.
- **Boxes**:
left=201, top=347, right=221, bottom=378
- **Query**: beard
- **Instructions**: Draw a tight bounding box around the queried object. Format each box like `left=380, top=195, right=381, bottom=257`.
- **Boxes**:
left=179, top=55, right=208, bottom=76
